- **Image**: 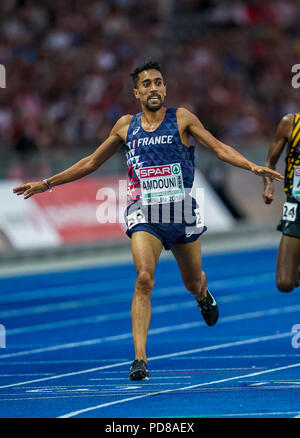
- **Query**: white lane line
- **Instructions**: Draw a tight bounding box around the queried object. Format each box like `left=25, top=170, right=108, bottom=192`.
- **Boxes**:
left=0, top=278, right=133, bottom=304
left=1, top=304, right=298, bottom=359
left=58, top=361, right=300, bottom=418
left=5, top=301, right=194, bottom=335
left=0, top=285, right=273, bottom=320
left=0, top=374, right=55, bottom=377
left=0, top=335, right=129, bottom=359
left=221, top=412, right=300, bottom=417
left=173, top=354, right=300, bottom=359
left=4, top=300, right=195, bottom=328
left=2, top=354, right=299, bottom=365
left=0, top=331, right=292, bottom=390
left=0, top=272, right=273, bottom=304
left=0, top=278, right=274, bottom=320
left=0, top=296, right=130, bottom=319
left=5, top=300, right=300, bottom=337
left=0, top=289, right=233, bottom=319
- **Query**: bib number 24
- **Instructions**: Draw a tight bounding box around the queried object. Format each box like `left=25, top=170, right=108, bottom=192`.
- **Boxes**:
left=282, top=202, right=297, bottom=222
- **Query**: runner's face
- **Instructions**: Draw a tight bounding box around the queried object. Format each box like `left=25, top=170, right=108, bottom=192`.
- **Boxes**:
left=134, top=69, right=166, bottom=111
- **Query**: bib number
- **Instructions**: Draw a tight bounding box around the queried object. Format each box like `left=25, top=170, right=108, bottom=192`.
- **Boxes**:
left=194, top=208, right=204, bottom=228
left=282, top=202, right=297, bottom=222
left=127, top=209, right=146, bottom=230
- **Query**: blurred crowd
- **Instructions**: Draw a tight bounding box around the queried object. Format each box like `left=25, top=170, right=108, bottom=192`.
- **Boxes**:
left=1, top=0, right=300, bottom=178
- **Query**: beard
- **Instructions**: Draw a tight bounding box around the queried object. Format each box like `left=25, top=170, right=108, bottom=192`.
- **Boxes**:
left=144, top=96, right=163, bottom=112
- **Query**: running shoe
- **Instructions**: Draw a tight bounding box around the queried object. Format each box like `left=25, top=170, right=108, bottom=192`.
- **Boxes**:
left=197, top=289, right=219, bottom=326
left=129, top=359, right=149, bottom=381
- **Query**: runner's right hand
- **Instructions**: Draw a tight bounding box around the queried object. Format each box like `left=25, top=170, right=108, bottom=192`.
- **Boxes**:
left=13, top=181, right=48, bottom=199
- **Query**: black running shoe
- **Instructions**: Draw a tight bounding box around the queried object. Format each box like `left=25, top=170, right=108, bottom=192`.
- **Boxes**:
left=129, top=359, right=149, bottom=381
left=197, top=289, right=219, bottom=326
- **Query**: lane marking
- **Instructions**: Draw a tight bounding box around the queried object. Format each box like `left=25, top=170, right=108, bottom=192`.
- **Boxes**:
left=58, top=361, right=300, bottom=418
left=217, top=412, right=300, bottom=417
left=1, top=355, right=297, bottom=365
left=0, top=271, right=275, bottom=303
left=0, top=374, right=54, bottom=377
left=173, top=354, right=300, bottom=359
left=0, top=272, right=274, bottom=304
left=1, top=303, right=299, bottom=357
left=0, top=278, right=275, bottom=320
left=0, top=331, right=292, bottom=390
left=4, top=297, right=300, bottom=336
left=4, top=301, right=194, bottom=332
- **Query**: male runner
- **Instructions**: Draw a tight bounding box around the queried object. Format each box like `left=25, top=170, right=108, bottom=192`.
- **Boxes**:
left=263, top=113, right=300, bottom=293
left=14, top=61, right=283, bottom=381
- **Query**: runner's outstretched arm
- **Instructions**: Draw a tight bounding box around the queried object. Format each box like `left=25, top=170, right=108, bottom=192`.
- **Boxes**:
left=262, top=114, right=293, bottom=204
left=13, top=115, right=131, bottom=199
left=179, top=108, right=284, bottom=182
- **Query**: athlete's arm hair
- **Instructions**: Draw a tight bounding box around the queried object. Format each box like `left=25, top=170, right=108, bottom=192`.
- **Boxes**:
left=264, top=113, right=293, bottom=170
left=13, top=115, right=131, bottom=199
left=178, top=107, right=283, bottom=181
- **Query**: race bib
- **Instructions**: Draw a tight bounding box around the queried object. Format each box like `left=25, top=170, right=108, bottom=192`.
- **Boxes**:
left=127, top=209, right=146, bottom=230
left=194, top=208, right=204, bottom=228
left=139, top=163, right=185, bottom=205
left=292, top=167, right=300, bottom=201
left=282, top=202, right=297, bottom=222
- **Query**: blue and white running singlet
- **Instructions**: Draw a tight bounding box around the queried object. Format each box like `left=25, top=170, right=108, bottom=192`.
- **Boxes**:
left=124, top=107, right=207, bottom=249
left=126, top=107, right=195, bottom=203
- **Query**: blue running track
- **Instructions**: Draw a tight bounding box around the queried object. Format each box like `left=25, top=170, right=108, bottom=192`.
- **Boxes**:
left=0, top=247, right=299, bottom=418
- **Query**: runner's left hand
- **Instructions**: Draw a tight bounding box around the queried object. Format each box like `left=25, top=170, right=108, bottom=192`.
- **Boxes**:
left=251, top=165, right=283, bottom=182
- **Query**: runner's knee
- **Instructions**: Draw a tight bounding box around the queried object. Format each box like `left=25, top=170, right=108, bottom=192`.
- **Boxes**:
left=135, top=270, right=155, bottom=296
left=185, top=271, right=206, bottom=295
left=185, top=279, right=202, bottom=294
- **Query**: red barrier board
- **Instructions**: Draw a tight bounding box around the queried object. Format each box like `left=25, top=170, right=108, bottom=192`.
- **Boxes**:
left=34, top=176, right=128, bottom=244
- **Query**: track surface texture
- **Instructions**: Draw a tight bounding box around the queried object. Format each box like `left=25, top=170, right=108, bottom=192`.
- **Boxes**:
left=0, top=248, right=299, bottom=418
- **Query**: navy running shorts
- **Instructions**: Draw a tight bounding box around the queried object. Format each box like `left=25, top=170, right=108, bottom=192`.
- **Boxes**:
left=125, top=199, right=207, bottom=250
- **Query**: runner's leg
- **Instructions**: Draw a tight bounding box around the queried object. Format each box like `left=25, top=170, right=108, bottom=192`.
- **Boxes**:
left=276, top=234, right=300, bottom=292
left=171, top=237, right=206, bottom=301
left=131, top=231, right=163, bottom=363
left=171, top=237, right=218, bottom=326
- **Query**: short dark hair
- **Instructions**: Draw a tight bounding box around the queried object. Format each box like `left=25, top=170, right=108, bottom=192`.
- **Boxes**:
left=130, top=61, right=163, bottom=88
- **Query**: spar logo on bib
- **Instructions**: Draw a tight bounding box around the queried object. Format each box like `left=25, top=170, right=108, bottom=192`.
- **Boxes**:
left=140, top=165, right=171, bottom=179
left=139, top=164, right=181, bottom=179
